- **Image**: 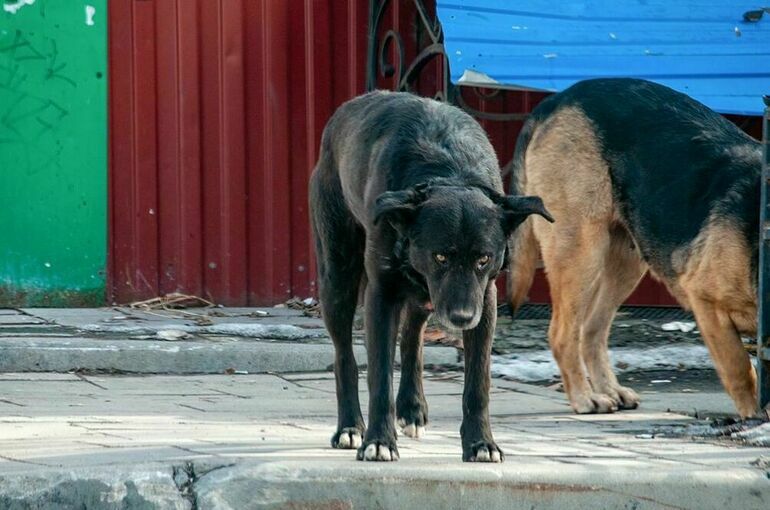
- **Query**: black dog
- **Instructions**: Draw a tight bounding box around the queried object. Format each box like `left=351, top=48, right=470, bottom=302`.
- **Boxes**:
left=309, top=91, right=553, bottom=462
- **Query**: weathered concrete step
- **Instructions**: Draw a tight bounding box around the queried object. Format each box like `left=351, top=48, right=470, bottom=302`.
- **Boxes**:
left=0, top=336, right=459, bottom=374
left=2, top=459, right=768, bottom=510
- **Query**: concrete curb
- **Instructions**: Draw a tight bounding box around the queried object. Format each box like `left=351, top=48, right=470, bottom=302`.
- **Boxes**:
left=195, top=459, right=770, bottom=510
left=1, top=459, right=767, bottom=510
left=0, top=465, right=186, bottom=509
left=0, top=337, right=460, bottom=374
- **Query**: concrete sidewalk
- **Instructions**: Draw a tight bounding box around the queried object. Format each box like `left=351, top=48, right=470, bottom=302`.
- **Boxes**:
left=0, top=371, right=767, bottom=509
left=0, top=306, right=719, bottom=378
left=0, top=307, right=458, bottom=374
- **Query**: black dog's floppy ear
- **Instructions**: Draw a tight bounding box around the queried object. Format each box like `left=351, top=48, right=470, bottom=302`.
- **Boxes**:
left=500, top=195, right=554, bottom=234
left=373, top=187, right=426, bottom=234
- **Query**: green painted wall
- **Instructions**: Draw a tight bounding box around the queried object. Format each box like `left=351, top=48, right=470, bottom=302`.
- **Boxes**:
left=0, top=0, right=107, bottom=306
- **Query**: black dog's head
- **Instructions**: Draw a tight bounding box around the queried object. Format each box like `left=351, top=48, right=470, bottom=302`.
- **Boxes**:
left=374, top=184, right=553, bottom=330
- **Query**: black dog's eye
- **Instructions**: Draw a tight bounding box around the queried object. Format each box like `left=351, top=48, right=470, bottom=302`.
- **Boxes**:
left=477, top=254, right=491, bottom=269
left=434, top=253, right=448, bottom=265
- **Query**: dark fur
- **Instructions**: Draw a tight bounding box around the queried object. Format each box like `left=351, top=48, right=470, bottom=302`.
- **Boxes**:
left=310, top=91, right=552, bottom=461
left=517, top=78, right=760, bottom=281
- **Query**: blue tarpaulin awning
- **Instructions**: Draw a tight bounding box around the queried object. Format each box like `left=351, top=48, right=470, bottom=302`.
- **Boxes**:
left=436, top=1, right=770, bottom=115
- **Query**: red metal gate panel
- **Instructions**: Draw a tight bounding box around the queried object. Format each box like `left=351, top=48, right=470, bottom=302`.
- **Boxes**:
left=109, top=0, right=368, bottom=305
left=109, top=0, right=762, bottom=307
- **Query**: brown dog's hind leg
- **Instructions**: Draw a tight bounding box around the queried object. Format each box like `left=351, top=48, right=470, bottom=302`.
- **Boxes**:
left=690, top=299, right=757, bottom=418
left=396, top=302, right=430, bottom=439
left=543, top=222, right=619, bottom=414
left=581, top=226, right=646, bottom=410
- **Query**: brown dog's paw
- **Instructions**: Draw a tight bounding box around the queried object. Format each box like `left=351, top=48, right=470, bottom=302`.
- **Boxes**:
left=572, top=392, right=618, bottom=414
left=331, top=427, right=364, bottom=449
left=463, top=441, right=503, bottom=463
left=592, top=385, right=641, bottom=411
left=357, top=439, right=399, bottom=461
left=614, top=386, right=640, bottom=410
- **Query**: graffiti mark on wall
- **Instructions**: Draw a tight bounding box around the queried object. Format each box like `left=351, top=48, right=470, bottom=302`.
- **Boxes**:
left=0, top=29, right=73, bottom=175
left=3, top=0, right=36, bottom=15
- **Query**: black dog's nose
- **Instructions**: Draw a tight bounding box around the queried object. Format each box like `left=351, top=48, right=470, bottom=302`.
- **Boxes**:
left=449, top=309, right=475, bottom=328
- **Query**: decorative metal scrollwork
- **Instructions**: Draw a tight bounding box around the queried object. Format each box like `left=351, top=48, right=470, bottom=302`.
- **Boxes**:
left=367, top=0, right=528, bottom=122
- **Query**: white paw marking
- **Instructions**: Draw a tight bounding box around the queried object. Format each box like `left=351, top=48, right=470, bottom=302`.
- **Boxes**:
left=490, top=450, right=502, bottom=463
left=474, top=447, right=490, bottom=462
left=335, top=431, right=362, bottom=449
left=402, top=424, right=425, bottom=439
left=363, top=443, right=397, bottom=461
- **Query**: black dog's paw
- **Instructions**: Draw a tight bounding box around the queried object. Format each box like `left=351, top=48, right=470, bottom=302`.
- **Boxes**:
left=331, top=426, right=364, bottom=450
left=463, top=441, right=504, bottom=463
left=396, top=396, right=428, bottom=439
left=356, top=438, right=399, bottom=461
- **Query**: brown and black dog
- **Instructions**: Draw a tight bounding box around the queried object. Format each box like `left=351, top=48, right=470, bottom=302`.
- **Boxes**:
left=509, top=78, right=762, bottom=418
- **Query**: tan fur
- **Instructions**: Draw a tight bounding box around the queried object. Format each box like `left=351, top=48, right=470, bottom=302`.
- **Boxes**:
left=511, top=107, right=758, bottom=417
left=676, top=220, right=757, bottom=416
left=508, top=219, right=538, bottom=312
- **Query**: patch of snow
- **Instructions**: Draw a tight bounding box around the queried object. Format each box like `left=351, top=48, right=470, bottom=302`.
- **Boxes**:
left=156, top=329, right=190, bottom=341
left=458, top=69, right=500, bottom=85
left=79, top=322, right=324, bottom=340
left=732, top=422, right=770, bottom=447
left=491, top=344, right=715, bottom=382
left=202, top=323, right=324, bottom=340
left=661, top=321, right=696, bottom=333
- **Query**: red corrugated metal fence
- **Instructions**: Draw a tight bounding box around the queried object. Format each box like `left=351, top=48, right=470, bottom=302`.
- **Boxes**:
left=109, top=0, right=762, bottom=307
left=109, top=0, right=368, bottom=305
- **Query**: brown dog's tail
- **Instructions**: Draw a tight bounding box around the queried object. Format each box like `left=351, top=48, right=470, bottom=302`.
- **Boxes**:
left=508, top=218, right=538, bottom=313
left=507, top=117, right=540, bottom=313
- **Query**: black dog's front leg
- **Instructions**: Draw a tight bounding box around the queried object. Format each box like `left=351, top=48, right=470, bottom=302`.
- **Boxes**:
left=461, top=283, right=504, bottom=462
left=396, top=302, right=430, bottom=439
left=357, top=283, right=402, bottom=461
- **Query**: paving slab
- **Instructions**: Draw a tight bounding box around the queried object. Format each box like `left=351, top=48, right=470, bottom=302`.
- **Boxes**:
left=6, top=307, right=744, bottom=381
left=0, top=308, right=459, bottom=374
left=0, top=372, right=767, bottom=509
left=0, top=336, right=457, bottom=374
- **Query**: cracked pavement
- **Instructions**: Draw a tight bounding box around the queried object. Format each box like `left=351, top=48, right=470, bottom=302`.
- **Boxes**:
left=0, top=371, right=767, bottom=509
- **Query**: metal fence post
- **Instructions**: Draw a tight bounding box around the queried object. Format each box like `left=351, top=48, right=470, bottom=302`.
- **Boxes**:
left=758, top=95, right=770, bottom=412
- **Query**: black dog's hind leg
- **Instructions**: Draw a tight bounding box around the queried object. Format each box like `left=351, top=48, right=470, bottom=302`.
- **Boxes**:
left=461, top=283, right=503, bottom=462
left=357, top=281, right=402, bottom=461
left=310, top=170, right=366, bottom=450
left=397, top=302, right=430, bottom=438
